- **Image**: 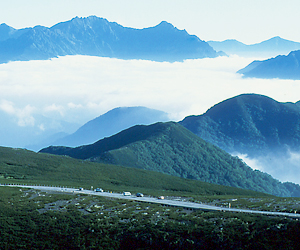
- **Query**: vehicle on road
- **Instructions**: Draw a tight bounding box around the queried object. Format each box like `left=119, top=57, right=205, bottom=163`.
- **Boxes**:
left=158, top=196, right=164, bottom=199
left=95, top=188, right=103, bottom=192
left=123, top=192, right=131, bottom=196
left=136, top=193, right=144, bottom=197
left=78, top=187, right=84, bottom=191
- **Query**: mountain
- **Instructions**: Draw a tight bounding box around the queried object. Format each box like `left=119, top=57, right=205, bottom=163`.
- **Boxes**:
left=179, top=94, right=300, bottom=184
left=0, top=16, right=218, bottom=63
left=40, top=121, right=300, bottom=197
left=237, top=50, right=300, bottom=79
left=52, top=106, right=170, bottom=147
left=180, top=94, right=300, bottom=156
left=208, top=36, right=300, bottom=58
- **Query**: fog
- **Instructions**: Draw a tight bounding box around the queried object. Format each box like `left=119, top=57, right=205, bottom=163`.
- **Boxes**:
left=236, top=149, right=300, bottom=185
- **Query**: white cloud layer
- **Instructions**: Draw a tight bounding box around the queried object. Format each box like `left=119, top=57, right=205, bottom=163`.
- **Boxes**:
left=1, top=55, right=299, bottom=127
left=1, top=55, right=300, bottom=183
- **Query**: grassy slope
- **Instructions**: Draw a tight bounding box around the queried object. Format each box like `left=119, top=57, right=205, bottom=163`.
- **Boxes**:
left=0, top=146, right=266, bottom=197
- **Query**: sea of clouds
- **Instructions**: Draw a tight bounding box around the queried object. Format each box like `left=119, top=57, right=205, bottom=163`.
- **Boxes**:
left=1, top=55, right=300, bottom=183
left=1, top=55, right=299, bottom=126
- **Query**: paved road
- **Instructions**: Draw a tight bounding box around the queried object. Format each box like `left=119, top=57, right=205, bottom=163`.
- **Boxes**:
left=2, top=184, right=300, bottom=218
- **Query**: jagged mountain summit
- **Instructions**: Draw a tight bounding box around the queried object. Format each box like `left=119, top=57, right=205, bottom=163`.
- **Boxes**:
left=237, top=50, right=300, bottom=80
left=40, top=121, right=300, bottom=197
left=0, top=16, right=218, bottom=63
left=179, top=94, right=300, bottom=184
left=208, top=36, right=300, bottom=58
left=52, top=106, right=170, bottom=147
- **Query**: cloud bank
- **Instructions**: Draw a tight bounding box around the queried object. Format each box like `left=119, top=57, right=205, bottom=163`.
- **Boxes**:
left=1, top=55, right=300, bottom=183
left=1, top=55, right=299, bottom=128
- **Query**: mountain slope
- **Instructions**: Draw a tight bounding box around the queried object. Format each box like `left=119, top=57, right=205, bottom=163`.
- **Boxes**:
left=208, top=36, right=300, bottom=58
left=0, top=146, right=264, bottom=197
left=53, top=106, right=170, bottom=147
left=237, top=50, right=300, bottom=79
left=40, top=122, right=300, bottom=197
left=179, top=94, right=300, bottom=184
left=0, top=16, right=218, bottom=63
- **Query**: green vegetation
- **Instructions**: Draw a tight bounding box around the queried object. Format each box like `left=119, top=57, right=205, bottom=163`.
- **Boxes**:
left=180, top=94, right=300, bottom=156
left=1, top=187, right=300, bottom=249
left=0, top=146, right=265, bottom=198
left=2, top=145, right=300, bottom=249
left=41, top=122, right=300, bottom=197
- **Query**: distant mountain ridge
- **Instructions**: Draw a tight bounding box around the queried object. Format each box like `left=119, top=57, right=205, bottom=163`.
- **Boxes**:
left=0, top=16, right=218, bottom=63
left=237, top=50, right=300, bottom=79
left=40, top=122, right=300, bottom=197
left=52, top=106, right=170, bottom=147
left=208, top=36, right=300, bottom=58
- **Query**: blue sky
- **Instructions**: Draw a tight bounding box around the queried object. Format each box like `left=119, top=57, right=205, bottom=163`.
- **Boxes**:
left=1, top=0, right=300, bottom=44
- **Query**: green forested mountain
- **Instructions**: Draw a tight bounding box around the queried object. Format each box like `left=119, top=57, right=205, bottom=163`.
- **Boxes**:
left=40, top=122, right=300, bottom=197
left=180, top=94, right=300, bottom=157
left=179, top=94, right=300, bottom=185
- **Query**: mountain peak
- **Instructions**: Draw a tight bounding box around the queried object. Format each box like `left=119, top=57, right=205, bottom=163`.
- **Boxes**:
left=156, top=21, right=174, bottom=28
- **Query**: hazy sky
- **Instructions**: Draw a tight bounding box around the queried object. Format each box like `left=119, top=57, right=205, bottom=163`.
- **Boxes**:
left=1, top=0, right=300, bottom=44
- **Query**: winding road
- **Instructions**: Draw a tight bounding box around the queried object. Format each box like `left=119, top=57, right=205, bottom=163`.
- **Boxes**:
left=2, top=184, right=300, bottom=218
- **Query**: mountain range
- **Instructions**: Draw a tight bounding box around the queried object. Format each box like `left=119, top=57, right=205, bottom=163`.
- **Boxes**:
left=208, top=36, right=300, bottom=58
left=40, top=121, right=300, bottom=197
left=0, top=16, right=218, bottom=63
left=237, top=50, right=300, bottom=80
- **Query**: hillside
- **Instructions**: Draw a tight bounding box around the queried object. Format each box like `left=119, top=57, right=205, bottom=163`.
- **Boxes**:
left=0, top=16, right=218, bottom=63
left=0, top=146, right=264, bottom=197
left=40, top=122, right=300, bottom=197
left=237, top=50, right=300, bottom=79
left=208, top=36, right=300, bottom=58
left=180, top=94, right=300, bottom=184
left=52, top=106, right=170, bottom=147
